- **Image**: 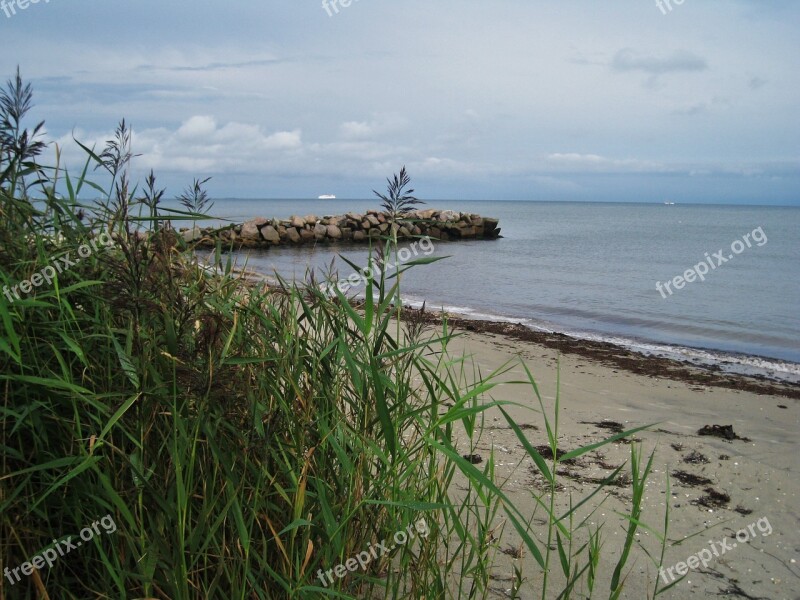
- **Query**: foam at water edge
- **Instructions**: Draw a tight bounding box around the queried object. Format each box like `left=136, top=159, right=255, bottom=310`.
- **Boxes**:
left=397, top=295, right=800, bottom=384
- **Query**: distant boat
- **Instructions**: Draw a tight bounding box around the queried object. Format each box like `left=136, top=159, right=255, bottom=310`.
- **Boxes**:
left=664, top=201, right=675, bottom=205
left=318, top=194, right=336, bottom=200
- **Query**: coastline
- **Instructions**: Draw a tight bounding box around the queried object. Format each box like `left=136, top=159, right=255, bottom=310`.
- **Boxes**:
left=400, top=306, right=800, bottom=400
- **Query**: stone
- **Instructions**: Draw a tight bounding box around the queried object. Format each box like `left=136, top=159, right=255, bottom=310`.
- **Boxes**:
left=456, top=226, right=477, bottom=237
left=366, top=215, right=380, bottom=226
left=483, top=218, right=500, bottom=237
left=262, top=226, right=280, bottom=243
left=341, top=227, right=353, bottom=240
left=399, top=226, right=411, bottom=237
left=304, top=215, right=318, bottom=224
left=353, top=230, right=366, bottom=242
left=362, top=220, right=371, bottom=229
left=291, top=215, right=306, bottom=228
left=438, top=210, right=459, bottom=222
left=241, top=219, right=265, bottom=241
left=314, top=223, right=328, bottom=239
left=286, top=227, right=301, bottom=243
left=327, top=225, right=342, bottom=239
left=300, top=228, right=315, bottom=241
left=182, top=226, right=203, bottom=243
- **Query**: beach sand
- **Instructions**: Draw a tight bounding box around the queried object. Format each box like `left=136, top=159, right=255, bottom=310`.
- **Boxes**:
left=418, top=314, right=800, bottom=599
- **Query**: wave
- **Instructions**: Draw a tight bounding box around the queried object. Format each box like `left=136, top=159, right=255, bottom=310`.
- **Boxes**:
left=398, top=294, right=800, bottom=384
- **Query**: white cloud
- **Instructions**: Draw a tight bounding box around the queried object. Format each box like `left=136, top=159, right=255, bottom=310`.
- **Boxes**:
left=339, top=114, right=409, bottom=140
left=611, top=49, right=708, bottom=75
left=545, top=153, right=670, bottom=173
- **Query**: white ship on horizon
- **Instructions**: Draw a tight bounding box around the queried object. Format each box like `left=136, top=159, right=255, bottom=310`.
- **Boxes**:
left=318, top=194, right=336, bottom=200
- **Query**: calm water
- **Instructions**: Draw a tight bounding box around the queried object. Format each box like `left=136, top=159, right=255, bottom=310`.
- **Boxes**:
left=179, top=199, right=800, bottom=382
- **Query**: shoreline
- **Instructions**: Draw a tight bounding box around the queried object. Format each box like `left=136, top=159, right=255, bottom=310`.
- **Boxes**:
left=400, top=306, right=800, bottom=400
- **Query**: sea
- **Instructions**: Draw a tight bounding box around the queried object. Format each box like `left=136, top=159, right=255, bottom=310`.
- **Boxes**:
left=170, top=199, right=800, bottom=383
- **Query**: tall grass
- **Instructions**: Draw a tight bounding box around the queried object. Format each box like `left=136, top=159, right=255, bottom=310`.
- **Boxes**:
left=0, top=71, right=668, bottom=599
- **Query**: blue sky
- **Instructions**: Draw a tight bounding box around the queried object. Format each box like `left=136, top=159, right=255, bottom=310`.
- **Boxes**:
left=2, top=0, right=799, bottom=203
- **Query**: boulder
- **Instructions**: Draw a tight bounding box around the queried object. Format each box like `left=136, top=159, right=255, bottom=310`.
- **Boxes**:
left=353, top=230, right=366, bottom=242
left=483, top=218, right=500, bottom=238
left=182, top=226, right=203, bottom=243
left=314, top=223, right=328, bottom=239
left=327, top=225, right=342, bottom=239
left=291, top=215, right=306, bottom=228
left=286, top=227, right=301, bottom=243
left=241, top=219, right=265, bottom=241
left=300, top=228, right=315, bottom=241
left=456, top=226, right=477, bottom=238
left=262, top=226, right=280, bottom=244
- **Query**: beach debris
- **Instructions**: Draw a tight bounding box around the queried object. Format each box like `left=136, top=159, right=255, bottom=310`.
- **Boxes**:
left=672, top=470, right=713, bottom=486
left=683, top=450, right=710, bottom=464
left=734, top=505, right=754, bottom=516
left=501, top=545, right=523, bottom=559
left=694, top=487, right=731, bottom=509
left=777, top=404, right=787, bottom=409
left=698, top=424, right=751, bottom=442
left=462, top=453, right=483, bottom=464
left=671, top=442, right=684, bottom=452
left=580, top=420, right=625, bottom=434
left=534, top=445, right=578, bottom=465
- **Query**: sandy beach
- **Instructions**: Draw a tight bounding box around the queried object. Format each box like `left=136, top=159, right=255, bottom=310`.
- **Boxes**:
left=417, top=312, right=800, bottom=599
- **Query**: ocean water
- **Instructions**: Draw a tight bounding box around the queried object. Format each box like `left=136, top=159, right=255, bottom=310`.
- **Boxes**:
left=180, top=199, right=800, bottom=382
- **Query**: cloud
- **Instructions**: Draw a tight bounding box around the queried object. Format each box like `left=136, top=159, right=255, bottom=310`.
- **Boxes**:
left=53, top=116, right=304, bottom=174
left=135, top=57, right=283, bottom=73
left=611, top=49, right=708, bottom=75
left=545, top=153, right=670, bottom=173
left=339, top=114, right=408, bottom=140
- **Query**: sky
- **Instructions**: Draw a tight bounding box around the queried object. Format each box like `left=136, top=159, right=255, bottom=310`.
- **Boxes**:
left=1, top=0, right=799, bottom=204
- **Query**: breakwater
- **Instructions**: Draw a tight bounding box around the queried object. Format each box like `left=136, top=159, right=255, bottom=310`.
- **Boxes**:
left=187, top=209, right=501, bottom=248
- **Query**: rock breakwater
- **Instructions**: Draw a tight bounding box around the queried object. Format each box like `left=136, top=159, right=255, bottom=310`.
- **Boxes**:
left=187, top=209, right=501, bottom=248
